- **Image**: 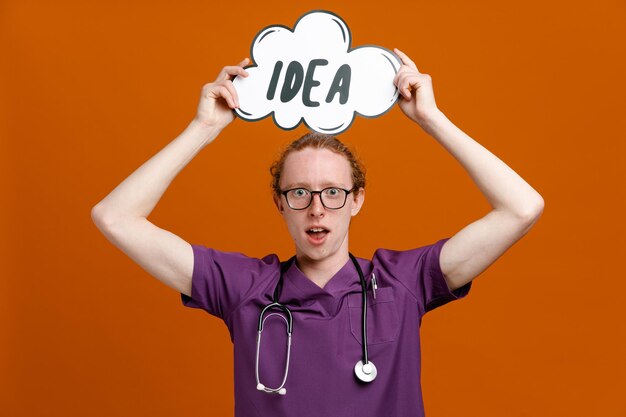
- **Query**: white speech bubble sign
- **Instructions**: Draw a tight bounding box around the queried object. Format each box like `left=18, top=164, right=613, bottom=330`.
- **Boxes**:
left=232, top=10, right=401, bottom=134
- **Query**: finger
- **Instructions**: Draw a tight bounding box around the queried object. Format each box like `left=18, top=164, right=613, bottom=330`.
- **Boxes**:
left=217, top=64, right=249, bottom=81
left=216, top=85, right=236, bottom=109
left=395, top=73, right=413, bottom=99
left=217, top=66, right=244, bottom=81
left=224, top=66, right=249, bottom=80
left=404, top=76, right=418, bottom=99
left=394, top=48, right=419, bottom=72
left=395, top=80, right=410, bottom=100
left=394, top=66, right=416, bottom=82
left=401, top=82, right=412, bottom=100
left=221, top=80, right=240, bottom=108
left=393, top=66, right=411, bottom=86
left=238, top=57, right=250, bottom=67
left=394, top=48, right=417, bottom=70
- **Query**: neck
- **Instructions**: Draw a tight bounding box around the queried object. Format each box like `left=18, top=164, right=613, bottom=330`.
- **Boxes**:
left=296, top=240, right=350, bottom=289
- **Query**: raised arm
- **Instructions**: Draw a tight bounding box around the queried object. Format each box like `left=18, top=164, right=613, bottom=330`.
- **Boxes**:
left=393, top=48, right=544, bottom=292
left=91, top=59, right=249, bottom=297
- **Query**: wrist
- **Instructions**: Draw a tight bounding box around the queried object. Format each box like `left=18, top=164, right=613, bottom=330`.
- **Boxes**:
left=188, top=118, right=224, bottom=145
left=415, top=109, right=447, bottom=135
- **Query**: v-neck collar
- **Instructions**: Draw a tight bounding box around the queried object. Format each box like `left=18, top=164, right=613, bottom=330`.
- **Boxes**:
left=279, top=256, right=372, bottom=318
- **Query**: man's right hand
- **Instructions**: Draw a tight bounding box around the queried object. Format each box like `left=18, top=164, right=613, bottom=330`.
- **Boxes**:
left=194, top=58, right=250, bottom=131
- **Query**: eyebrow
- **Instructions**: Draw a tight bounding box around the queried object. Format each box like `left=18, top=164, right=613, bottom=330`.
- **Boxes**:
left=283, top=182, right=350, bottom=190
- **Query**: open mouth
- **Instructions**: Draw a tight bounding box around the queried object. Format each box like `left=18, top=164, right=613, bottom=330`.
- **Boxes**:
left=306, top=227, right=329, bottom=243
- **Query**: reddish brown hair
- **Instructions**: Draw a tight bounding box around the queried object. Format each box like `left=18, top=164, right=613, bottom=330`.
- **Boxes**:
left=270, top=132, right=366, bottom=197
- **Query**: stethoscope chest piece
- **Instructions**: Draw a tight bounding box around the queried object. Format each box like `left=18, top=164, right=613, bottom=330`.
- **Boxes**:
left=354, top=360, right=377, bottom=382
left=257, top=254, right=379, bottom=394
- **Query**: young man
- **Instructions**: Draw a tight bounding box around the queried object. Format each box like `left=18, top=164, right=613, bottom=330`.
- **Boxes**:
left=92, top=49, right=544, bottom=416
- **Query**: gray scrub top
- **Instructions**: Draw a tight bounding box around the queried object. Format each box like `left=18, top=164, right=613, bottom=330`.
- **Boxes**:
left=180, top=237, right=472, bottom=417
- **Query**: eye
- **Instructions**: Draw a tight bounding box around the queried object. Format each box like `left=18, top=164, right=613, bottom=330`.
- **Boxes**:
left=324, top=188, right=341, bottom=197
left=291, top=188, right=309, bottom=198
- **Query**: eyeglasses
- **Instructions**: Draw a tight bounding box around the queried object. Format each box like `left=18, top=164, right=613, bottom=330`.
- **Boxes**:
left=281, top=187, right=355, bottom=210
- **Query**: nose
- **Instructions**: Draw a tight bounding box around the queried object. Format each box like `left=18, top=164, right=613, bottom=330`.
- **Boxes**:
left=308, top=193, right=325, bottom=217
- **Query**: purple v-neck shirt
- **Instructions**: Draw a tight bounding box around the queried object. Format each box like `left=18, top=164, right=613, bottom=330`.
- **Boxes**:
left=180, top=237, right=471, bottom=417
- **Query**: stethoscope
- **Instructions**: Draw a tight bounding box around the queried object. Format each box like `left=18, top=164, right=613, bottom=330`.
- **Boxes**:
left=255, top=253, right=378, bottom=395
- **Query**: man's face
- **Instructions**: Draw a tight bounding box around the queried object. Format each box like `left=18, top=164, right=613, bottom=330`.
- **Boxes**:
left=274, top=147, right=364, bottom=263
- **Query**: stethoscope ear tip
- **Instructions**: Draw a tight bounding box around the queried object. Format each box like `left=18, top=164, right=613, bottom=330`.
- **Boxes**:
left=278, top=388, right=287, bottom=395
left=256, top=383, right=265, bottom=391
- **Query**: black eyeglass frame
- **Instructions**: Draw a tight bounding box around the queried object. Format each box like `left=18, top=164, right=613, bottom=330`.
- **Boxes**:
left=280, top=187, right=356, bottom=210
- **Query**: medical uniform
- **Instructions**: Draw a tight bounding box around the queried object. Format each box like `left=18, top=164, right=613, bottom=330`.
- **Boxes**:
left=180, top=237, right=471, bottom=417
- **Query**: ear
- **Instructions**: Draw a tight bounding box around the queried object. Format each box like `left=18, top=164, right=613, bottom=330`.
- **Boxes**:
left=350, top=187, right=365, bottom=217
left=273, top=193, right=285, bottom=214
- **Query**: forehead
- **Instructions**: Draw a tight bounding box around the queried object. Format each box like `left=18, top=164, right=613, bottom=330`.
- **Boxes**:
left=280, top=147, right=353, bottom=188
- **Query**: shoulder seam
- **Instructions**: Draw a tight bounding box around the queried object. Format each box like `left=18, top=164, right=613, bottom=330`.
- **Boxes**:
left=222, top=256, right=280, bottom=325
left=374, top=249, right=425, bottom=317
left=387, top=269, right=424, bottom=317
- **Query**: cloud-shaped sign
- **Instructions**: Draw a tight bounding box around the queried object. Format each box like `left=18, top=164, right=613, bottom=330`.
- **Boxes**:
left=232, top=10, right=401, bottom=134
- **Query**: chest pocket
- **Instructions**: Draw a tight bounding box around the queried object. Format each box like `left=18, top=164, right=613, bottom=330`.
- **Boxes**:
left=347, top=287, right=400, bottom=345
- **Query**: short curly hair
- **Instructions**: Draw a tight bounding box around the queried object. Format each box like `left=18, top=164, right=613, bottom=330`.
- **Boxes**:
left=270, top=132, right=366, bottom=197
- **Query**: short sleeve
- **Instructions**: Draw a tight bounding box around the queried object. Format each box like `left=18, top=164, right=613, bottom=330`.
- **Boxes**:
left=373, top=237, right=471, bottom=316
left=180, top=245, right=279, bottom=320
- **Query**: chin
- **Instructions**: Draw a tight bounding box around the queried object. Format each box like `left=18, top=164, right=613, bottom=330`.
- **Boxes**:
left=297, top=243, right=341, bottom=263
left=298, top=248, right=327, bottom=261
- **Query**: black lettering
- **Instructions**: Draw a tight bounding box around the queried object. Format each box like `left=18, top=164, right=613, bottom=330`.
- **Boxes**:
left=325, top=64, right=351, bottom=105
left=302, top=59, right=328, bottom=107
left=266, top=61, right=283, bottom=100
left=280, top=61, right=304, bottom=103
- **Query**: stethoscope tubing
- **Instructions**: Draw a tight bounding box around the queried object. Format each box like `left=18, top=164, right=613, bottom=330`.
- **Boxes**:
left=255, top=253, right=375, bottom=394
left=349, top=253, right=370, bottom=367
left=255, top=310, right=292, bottom=394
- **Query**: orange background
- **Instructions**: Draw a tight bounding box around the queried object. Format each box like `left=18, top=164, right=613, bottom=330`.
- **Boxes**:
left=2, top=1, right=625, bottom=416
